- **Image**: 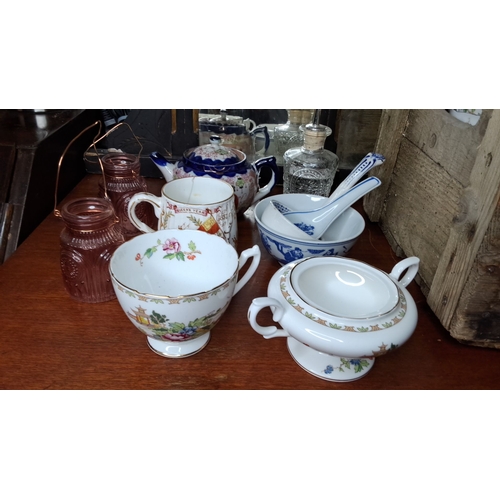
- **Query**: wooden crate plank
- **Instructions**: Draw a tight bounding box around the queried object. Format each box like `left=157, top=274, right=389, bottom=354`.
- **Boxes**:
left=404, top=109, right=489, bottom=187
left=427, top=109, right=500, bottom=330
left=379, top=137, right=463, bottom=290
left=450, top=204, right=500, bottom=347
left=363, top=109, right=410, bottom=222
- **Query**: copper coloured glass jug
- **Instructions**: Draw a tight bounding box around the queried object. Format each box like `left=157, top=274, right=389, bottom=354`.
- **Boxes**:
left=98, top=152, right=156, bottom=240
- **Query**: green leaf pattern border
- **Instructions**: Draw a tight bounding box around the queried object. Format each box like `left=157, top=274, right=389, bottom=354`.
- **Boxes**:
left=323, top=358, right=372, bottom=376
left=116, top=276, right=234, bottom=304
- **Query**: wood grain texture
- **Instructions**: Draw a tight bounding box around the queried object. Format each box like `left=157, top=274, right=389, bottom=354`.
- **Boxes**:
left=363, top=109, right=410, bottom=222
left=450, top=212, right=500, bottom=348
left=381, top=138, right=463, bottom=291
left=404, top=109, right=489, bottom=187
left=1, top=175, right=500, bottom=389
left=368, top=109, right=500, bottom=348
left=427, top=110, right=500, bottom=331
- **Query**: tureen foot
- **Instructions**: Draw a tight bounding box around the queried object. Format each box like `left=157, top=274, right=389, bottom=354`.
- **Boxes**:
left=287, top=338, right=374, bottom=382
left=146, top=333, right=210, bottom=358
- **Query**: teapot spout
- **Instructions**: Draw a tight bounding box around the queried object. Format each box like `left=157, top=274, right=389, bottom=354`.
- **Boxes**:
left=150, top=151, right=175, bottom=182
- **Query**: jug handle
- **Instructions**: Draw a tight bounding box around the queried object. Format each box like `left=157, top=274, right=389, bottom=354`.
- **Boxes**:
left=244, top=118, right=257, bottom=132
left=252, top=156, right=278, bottom=204
left=127, top=192, right=162, bottom=233
left=251, top=125, right=270, bottom=156
left=389, top=257, right=420, bottom=289
left=234, top=245, right=261, bottom=295
left=247, top=297, right=289, bottom=339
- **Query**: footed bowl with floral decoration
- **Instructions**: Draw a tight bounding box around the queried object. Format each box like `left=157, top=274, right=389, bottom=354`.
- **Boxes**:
left=110, top=229, right=260, bottom=358
left=248, top=256, right=419, bottom=382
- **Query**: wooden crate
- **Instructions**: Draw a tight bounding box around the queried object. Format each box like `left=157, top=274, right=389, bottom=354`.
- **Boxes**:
left=363, top=109, right=500, bottom=349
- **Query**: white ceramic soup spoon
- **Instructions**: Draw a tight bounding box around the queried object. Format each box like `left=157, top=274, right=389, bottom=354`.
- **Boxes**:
left=329, top=152, right=385, bottom=202
left=273, top=176, right=381, bottom=239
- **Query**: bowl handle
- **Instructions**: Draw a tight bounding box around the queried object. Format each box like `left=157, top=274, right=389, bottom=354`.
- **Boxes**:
left=234, top=245, right=261, bottom=295
left=389, top=257, right=420, bottom=289
left=247, top=297, right=290, bottom=339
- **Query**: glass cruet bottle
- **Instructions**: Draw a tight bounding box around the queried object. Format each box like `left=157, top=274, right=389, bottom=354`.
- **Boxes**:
left=274, top=109, right=308, bottom=167
left=98, top=152, right=156, bottom=241
left=283, top=112, right=339, bottom=197
left=59, top=197, right=125, bottom=303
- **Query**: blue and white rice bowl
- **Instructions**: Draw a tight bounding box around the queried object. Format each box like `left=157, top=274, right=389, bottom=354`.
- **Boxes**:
left=254, top=193, right=365, bottom=265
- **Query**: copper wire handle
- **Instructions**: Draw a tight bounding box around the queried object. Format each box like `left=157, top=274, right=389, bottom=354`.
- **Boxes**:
left=85, top=121, right=144, bottom=198
left=54, top=121, right=145, bottom=218
left=54, top=120, right=102, bottom=218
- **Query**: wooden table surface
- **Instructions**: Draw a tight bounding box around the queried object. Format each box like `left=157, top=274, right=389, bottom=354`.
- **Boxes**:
left=1, top=174, right=499, bottom=390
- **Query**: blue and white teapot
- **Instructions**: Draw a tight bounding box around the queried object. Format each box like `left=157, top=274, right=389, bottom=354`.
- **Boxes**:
left=150, top=136, right=278, bottom=214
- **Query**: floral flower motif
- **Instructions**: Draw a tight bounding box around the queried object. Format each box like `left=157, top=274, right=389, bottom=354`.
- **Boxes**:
left=128, top=307, right=224, bottom=342
left=135, top=238, right=200, bottom=265
left=163, top=238, right=181, bottom=254
left=323, top=358, right=371, bottom=375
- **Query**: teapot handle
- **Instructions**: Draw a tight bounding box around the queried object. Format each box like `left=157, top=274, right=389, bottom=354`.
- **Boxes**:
left=252, top=156, right=278, bottom=204
left=389, top=257, right=420, bottom=289
left=247, top=297, right=290, bottom=339
left=234, top=245, right=261, bottom=295
left=127, top=192, right=162, bottom=233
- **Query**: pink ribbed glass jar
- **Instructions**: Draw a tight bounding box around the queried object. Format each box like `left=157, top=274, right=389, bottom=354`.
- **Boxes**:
left=98, top=153, right=156, bottom=240
left=59, top=197, right=125, bottom=303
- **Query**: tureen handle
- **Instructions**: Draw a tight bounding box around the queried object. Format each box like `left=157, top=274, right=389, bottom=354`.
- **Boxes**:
left=389, top=257, right=420, bottom=289
left=247, top=297, right=290, bottom=339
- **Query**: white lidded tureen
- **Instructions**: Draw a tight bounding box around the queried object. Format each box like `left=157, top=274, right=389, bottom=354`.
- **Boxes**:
left=247, top=255, right=420, bottom=382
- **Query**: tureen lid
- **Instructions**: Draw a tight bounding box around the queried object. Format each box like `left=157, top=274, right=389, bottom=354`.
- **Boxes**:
left=185, top=135, right=245, bottom=167
left=289, top=257, right=400, bottom=319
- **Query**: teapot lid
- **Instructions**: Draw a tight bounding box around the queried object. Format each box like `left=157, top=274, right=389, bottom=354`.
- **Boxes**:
left=186, top=135, right=245, bottom=167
